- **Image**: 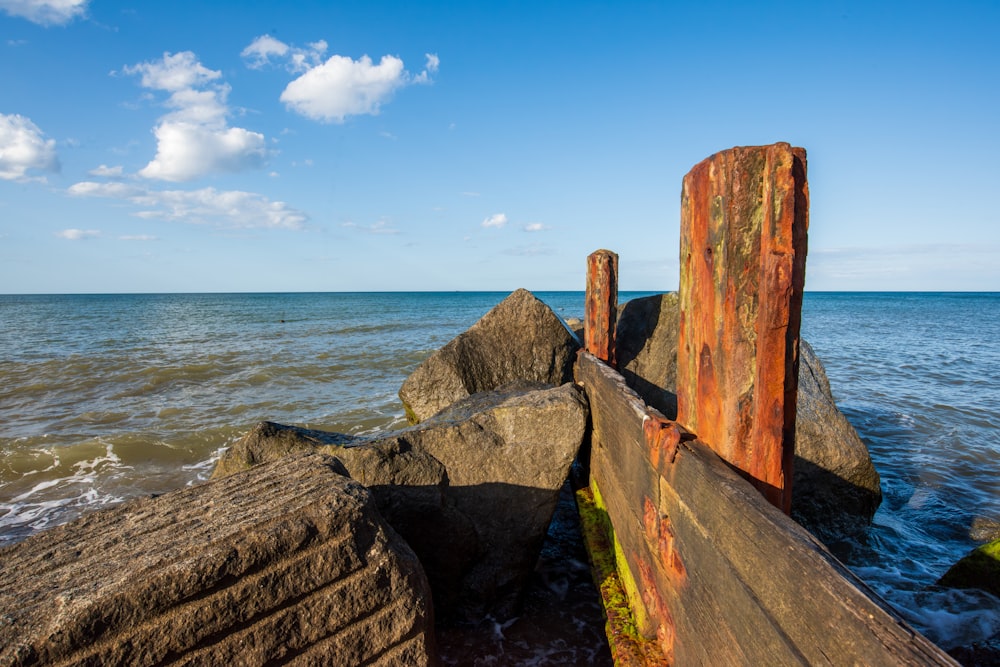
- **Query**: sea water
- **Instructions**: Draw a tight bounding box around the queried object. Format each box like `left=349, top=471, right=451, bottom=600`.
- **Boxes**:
left=1, top=291, right=998, bottom=660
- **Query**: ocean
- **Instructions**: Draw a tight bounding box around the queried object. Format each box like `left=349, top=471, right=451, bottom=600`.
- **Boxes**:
left=1, top=291, right=998, bottom=661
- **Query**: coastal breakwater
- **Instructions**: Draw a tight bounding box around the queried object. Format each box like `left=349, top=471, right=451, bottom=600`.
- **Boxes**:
left=0, top=143, right=967, bottom=665
left=575, top=144, right=954, bottom=664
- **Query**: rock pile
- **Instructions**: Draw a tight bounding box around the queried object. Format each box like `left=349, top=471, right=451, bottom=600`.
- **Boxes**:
left=215, top=380, right=589, bottom=623
left=0, top=289, right=588, bottom=665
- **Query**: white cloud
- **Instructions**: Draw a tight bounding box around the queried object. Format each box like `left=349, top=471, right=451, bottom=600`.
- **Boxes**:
left=280, top=54, right=407, bottom=123
left=56, top=228, right=100, bottom=240
left=241, top=35, right=290, bottom=68
left=139, top=122, right=267, bottom=181
left=523, top=223, right=548, bottom=232
left=68, top=181, right=307, bottom=230
left=88, top=164, right=123, bottom=178
left=245, top=38, right=439, bottom=123
left=119, top=234, right=157, bottom=241
left=123, top=51, right=220, bottom=93
left=0, top=113, right=59, bottom=181
left=241, top=36, right=326, bottom=73
left=412, top=53, right=440, bottom=84
left=0, top=0, right=87, bottom=26
left=123, top=51, right=267, bottom=182
left=481, top=213, right=508, bottom=229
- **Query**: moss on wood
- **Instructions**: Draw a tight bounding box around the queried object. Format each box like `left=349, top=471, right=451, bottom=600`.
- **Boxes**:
left=575, top=482, right=667, bottom=665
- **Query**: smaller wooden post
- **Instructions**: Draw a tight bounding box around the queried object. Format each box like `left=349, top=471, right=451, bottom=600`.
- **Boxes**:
left=585, top=249, right=619, bottom=368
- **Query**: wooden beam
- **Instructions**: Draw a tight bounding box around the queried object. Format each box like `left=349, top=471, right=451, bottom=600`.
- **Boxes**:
left=575, top=351, right=956, bottom=665
left=676, top=143, right=808, bottom=513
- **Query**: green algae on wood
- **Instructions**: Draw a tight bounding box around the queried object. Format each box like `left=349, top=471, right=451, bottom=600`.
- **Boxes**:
left=575, top=482, right=666, bottom=665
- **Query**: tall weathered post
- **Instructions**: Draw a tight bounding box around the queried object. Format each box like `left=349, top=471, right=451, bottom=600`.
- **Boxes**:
left=585, top=249, right=619, bottom=368
left=676, top=143, right=808, bottom=513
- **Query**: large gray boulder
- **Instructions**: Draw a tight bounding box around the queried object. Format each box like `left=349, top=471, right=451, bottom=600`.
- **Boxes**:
left=399, top=288, right=580, bottom=423
left=793, top=340, right=882, bottom=541
left=616, top=292, right=679, bottom=419
left=215, top=381, right=589, bottom=623
left=615, top=293, right=882, bottom=543
left=0, top=452, right=436, bottom=667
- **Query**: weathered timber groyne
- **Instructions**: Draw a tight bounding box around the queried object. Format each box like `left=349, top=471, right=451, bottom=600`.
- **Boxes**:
left=573, top=143, right=956, bottom=664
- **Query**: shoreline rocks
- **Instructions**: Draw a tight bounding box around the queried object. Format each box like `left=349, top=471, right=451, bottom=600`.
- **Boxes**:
left=399, top=288, right=580, bottom=423
left=0, top=453, right=436, bottom=666
left=214, top=380, right=589, bottom=624
left=937, top=538, right=1000, bottom=597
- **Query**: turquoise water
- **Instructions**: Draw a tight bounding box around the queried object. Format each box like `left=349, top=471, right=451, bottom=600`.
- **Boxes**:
left=1, top=291, right=998, bottom=656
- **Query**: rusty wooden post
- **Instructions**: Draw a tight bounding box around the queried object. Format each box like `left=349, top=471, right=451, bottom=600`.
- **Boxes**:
left=676, top=143, right=808, bottom=514
left=584, top=249, right=619, bottom=368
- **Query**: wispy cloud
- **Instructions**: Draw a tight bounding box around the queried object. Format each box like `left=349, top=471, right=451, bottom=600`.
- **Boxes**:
left=56, top=228, right=100, bottom=240
left=68, top=181, right=307, bottom=230
left=0, top=113, right=59, bottom=182
left=807, top=242, right=1000, bottom=289
left=119, top=234, right=158, bottom=241
left=88, top=164, right=124, bottom=178
left=481, top=213, right=507, bottom=229
left=523, top=223, right=548, bottom=232
left=242, top=36, right=327, bottom=73
left=243, top=36, right=439, bottom=123
left=0, top=0, right=88, bottom=26
left=121, top=51, right=268, bottom=182
left=503, top=243, right=554, bottom=257
left=342, top=219, right=399, bottom=235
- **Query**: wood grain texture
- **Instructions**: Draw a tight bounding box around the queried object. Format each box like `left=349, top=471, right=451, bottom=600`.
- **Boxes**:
left=585, top=249, right=619, bottom=367
left=677, top=143, right=808, bottom=513
left=576, top=351, right=956, bottom=666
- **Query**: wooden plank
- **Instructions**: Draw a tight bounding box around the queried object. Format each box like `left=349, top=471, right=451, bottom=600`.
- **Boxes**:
left=576, top=351, right=956, bottom=666
left=661, top=437, right=955, bottom=666
left=580, top=352, right=797, bottom=663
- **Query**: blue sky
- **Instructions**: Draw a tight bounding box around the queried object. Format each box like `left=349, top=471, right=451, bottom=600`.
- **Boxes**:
left=1, top=0, right=997, bottom=293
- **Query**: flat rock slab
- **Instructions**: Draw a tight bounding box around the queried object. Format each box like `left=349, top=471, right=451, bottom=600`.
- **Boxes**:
left=399, top=288, right=580, bottom=423
left=0, top=452, right=435, bottom=667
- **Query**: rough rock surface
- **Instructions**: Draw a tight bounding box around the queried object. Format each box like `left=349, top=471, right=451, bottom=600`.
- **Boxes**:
left=215, top=381, right=589, bottom=623
left=937, top=538, right=1000, bottom=597
left=792, top=340, right=883, bottom=541
left=616, top=292, right=679, bottom=419
left=399, top=288, right=580, bottom=423
left=970, top=516, right=1000, bottom=542
left=615, top=293, right=881, bottom=543
left=0, top=452, right=435, bottom=667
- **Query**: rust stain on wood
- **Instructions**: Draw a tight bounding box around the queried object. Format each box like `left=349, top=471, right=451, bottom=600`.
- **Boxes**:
left=676, top=143, right=808, bottom=514
left=585, top=249, right=619, bottom=367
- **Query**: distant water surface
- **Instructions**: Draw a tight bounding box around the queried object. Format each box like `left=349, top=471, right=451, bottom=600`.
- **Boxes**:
left=1, top=290, right=998, bottom=659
